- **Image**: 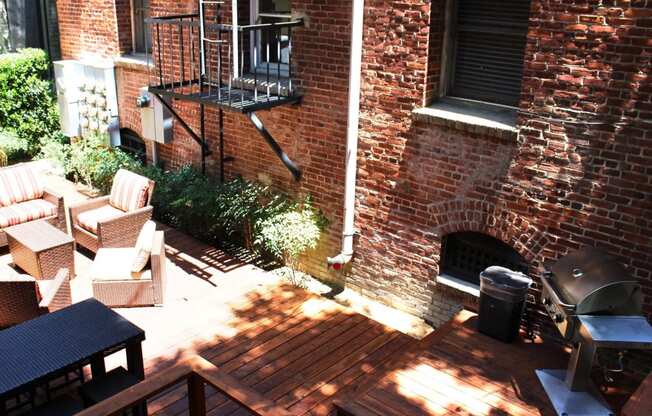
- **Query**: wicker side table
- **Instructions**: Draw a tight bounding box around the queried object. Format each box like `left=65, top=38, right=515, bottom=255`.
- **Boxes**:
left=5, top=221, right=75, bottom=280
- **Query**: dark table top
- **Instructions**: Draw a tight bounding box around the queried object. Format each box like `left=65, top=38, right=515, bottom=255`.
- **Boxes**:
left=0, top=298, right=145, bottom=398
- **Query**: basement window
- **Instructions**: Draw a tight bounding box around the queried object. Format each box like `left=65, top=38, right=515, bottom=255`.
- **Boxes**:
left=441, top=0, right=530, bottom=108
left=119, top=128, right=147, bottom=164
left=439, top=232, right=528, bottom=291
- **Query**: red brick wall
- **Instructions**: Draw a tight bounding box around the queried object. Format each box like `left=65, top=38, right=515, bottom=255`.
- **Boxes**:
left=137, top=0, right=352, bottom=281
left=115, top=64, right=148, bottom=133
left=56, top=0, right=121, bottom=59
left=115, top=0, right=133, bottom=55
left=55, top=0, right=652, bottom=367
left=424, top=0, right=445, bottom=105
left=351, top=0, right=652, bottom=374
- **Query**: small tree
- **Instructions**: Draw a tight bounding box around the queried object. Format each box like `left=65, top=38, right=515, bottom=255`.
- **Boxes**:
left=256, top=202, right=324, bottom=286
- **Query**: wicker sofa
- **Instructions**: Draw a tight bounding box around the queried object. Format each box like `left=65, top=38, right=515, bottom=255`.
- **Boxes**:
left=0, top=266, right=71, bottom=328
left=0, top=164, right=66, bottom=247
left=69, top=169, right=155, bottom=253
left=90, top=225, right=166, bottom=307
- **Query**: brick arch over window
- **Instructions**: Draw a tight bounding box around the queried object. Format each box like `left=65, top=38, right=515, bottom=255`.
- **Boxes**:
left=426, top=200, right=551, bottom=267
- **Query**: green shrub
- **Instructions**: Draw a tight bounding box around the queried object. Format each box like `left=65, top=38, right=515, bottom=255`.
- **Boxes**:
left=255, top=199, right=324, bottom=282
left=0, top=129, right=30, bottom=162
left=137, top=165, right=326, bottom=262
left=139, top=165, right=284, bottom=246
left=215, top=177, right=293, bottom=247
left=0, top=48, right=60, bottom=155
left=68, top=135, right=139, bottom=194
left=36, top=134, right=71, bottom=173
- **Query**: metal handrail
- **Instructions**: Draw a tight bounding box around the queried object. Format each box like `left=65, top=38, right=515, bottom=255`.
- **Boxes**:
left=146, top=16, right=303, bottom=32
left=237, top=19, right=304, bottom=31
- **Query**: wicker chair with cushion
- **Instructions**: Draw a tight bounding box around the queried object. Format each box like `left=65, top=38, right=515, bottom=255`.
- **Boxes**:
left=91, top=221, right=166, bottom=307
left=0, top=266, right=71, bottom=328
left=0, top=164, right=66, bottom=247
left=69, top=169, right=155, bottom=253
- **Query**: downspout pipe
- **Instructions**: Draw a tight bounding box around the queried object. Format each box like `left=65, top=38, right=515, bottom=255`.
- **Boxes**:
left=232, top=0, right=239, bottom=78
left=328, top=0, right=365, bottom=269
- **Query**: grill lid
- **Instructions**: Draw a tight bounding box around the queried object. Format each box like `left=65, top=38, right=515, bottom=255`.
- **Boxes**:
left=545, top=247, right=642, bottom=315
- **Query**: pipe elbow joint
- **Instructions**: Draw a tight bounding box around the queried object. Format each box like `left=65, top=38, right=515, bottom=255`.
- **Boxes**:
left=327, top=253, right=353, bottom=271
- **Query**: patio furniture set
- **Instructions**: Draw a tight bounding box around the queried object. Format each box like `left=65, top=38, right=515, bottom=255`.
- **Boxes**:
left=0, top=164, right=165, bottom=325
left=0, top=299, right=147, bottom=416
left=0, top=164, right=163, bottom=415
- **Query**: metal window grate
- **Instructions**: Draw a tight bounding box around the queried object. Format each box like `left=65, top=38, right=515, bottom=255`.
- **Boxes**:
left=440, top=232, right=528, bottom=286
left=119, top=129, right=147, bottom=163
left=450, top=0, right=531, bottom=107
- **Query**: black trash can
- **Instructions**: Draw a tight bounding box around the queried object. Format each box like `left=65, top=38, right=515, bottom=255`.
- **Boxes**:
left=478, top=266, right=532, bottom=343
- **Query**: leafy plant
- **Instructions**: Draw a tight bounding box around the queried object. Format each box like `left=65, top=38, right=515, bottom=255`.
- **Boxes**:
left=36, top=133, right=71, bottom=173
left=136, top=165, right=327, bottom=270
left=255, top=199, right=325, bottom=284
left=215, top=177, right=292, bottom=248
left=68, top=134, right=139, bottom=194
left=0, top=49, right=60, bottom=156
left=0, top=129, right=30, bottom=162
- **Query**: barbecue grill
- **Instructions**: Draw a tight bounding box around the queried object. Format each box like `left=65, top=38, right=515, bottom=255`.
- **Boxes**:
left=536, top=247, right=652, bottom=416
left=540, top=247, right=642, bottom=342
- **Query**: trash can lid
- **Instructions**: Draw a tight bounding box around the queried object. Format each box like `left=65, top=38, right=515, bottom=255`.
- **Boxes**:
left=480, top=266, right=532, bottom=291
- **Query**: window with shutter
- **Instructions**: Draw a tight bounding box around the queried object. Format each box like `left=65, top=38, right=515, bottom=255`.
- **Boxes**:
left=446, top=0, right=530, bottom=107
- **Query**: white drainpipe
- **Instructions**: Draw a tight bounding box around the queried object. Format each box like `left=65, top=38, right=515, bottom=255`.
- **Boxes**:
left=328, top=0, right=365, bottom=269
left=232, top=0, right=239, bottom=78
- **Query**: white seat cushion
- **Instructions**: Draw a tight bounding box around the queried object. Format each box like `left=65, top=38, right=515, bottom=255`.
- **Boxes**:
left=0, top=199, right=57, bottom=228
left=131, top=221, right=157, bottom=273
left=76, top=205, right=125, bottom=234
left=91, top=247, right=151, bottom=281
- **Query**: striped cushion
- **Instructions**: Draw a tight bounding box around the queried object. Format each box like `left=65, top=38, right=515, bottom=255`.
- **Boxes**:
left=77, top=205, right=125, bottom=234
left=0, top=199, right=57, bottom=228
left=109, top=169, right=151, bottom=212
left=0, top=165, right=45, bottom=207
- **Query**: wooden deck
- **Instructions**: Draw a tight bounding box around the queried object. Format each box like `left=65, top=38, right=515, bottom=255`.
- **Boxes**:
left=336, top=311, right=567, bottom=416
left=139, top=284, right=415, bottom=416
left=3, top=167, right=637, bottom=416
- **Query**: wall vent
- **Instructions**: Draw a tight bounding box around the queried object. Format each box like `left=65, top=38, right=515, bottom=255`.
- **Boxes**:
left=440, top=232, right=528, bottom=286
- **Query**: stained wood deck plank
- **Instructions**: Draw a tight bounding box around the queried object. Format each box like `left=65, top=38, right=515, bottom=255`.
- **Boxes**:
left=290, top=334, right=413, bottom=416
left=185, top=313, right=369, bottom=415
left=336, top=311, right=569, bottom=416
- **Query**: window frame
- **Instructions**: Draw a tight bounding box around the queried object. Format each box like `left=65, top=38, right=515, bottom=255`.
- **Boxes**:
left=439, top=0, right=529, bottom=109
left=131, top=0, right=151, bottom=55
left=249, top=0, right=292, bottom=76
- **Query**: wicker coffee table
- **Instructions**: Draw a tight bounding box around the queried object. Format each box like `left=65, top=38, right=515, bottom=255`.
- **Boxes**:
left=5, top=221, right=75, bottom=280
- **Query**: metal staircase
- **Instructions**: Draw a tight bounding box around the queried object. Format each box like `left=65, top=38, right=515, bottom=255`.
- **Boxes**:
left=144, top=0, right=303, bottom=180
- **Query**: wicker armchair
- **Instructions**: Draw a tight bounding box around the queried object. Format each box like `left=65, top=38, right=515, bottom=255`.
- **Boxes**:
left=68, top=170, right=155, bottom=253
left=91, top=230, right=166, bottom=307
left=0, top=267, right=71, bottom=328
left=0, top=162, right=66, bottom=247
left=0, top=187, right=66, bottom=247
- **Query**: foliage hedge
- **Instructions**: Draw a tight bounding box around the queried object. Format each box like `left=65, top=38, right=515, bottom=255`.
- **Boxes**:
left=138, top=164, right=327, bottom=266
left=0, top=49, right=60, bottom=156
left=37, top=131, right=327, bottom=270
left=0, top=129, right=30, bottom=162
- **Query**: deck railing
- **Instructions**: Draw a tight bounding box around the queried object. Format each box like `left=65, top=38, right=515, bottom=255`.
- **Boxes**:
left=75, top=355, right=294, bottom=416
left=145, top=14, right=303, bottom=109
